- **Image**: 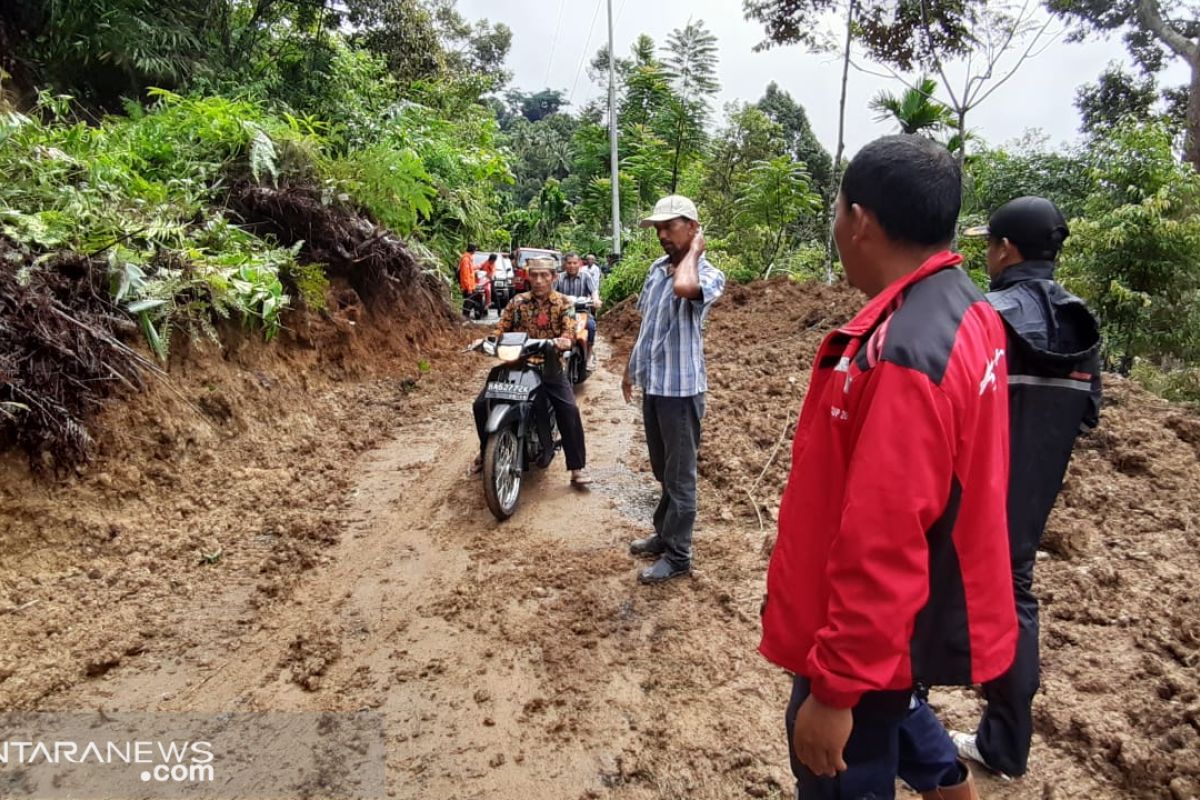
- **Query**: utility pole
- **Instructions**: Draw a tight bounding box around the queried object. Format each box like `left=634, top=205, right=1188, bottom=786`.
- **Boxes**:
left=607, top=0, right=621, bottom=256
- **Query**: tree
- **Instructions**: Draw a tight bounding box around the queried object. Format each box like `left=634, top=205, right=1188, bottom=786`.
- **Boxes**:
left=965, top=134, right=1094, bottom=219
left=344, top=0, right=446, bottom=84
left=505, top=88, right=568, bottom=122
left=908, top=0, right=1057, bottom=169
left=532, top=178, right=570, bottom=243
left=744, top=0, right=977, bottom=67
left=661, top=20, right=721, bottom=191
left=756, top=82, right=833, bottom=198
left=443, top=13, right=512, bottom=86
left=1047, top=0, right=1200, bottom=168
left=0, top=0, right=210, bottom=107
left=702, top=104, right=789, bottom=237
left=505, top=113, right=577, bottom=206
left=870, top=76, right=956, bottom=135
left=735, top=156, right=824, bottom=276
left=1076, top=64, right=1159, bottom=136
left=745, top=0, right=873, bottom=279
left=1058, top=120, right=1200, bottom=370
left=619, top=49, right=673, bottom=130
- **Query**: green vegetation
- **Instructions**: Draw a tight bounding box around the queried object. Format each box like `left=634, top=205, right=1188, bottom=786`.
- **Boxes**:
left=1, top=0, right=1199, bottom=412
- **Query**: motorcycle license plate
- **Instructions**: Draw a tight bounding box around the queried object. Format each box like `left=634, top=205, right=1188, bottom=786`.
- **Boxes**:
left=486, top=381, right=531, bottom=401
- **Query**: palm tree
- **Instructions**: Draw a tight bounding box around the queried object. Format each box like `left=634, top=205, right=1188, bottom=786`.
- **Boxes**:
left=870, top=77, right=956, bottom=137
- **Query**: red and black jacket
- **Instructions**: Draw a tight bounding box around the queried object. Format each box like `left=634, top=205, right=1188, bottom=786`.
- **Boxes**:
left=759, top=251, right=1017, bottom=709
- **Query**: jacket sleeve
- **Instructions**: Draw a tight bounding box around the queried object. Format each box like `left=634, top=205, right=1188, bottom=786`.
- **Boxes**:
left=806, top=360, right=957, bottom=709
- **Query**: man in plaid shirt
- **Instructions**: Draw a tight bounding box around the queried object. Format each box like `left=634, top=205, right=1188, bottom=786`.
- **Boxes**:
left=622, top=195, right=725, bottom=584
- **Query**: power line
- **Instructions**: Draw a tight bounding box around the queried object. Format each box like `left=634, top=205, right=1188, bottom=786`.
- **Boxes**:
left=568, top=0, right=605, bottom=106
left=544, top=0, right=568, bottom=88
left=615, top=0, right=629, bottom=26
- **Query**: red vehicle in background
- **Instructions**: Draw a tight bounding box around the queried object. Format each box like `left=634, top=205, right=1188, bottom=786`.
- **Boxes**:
left=512, top=247, right=563, bottom=293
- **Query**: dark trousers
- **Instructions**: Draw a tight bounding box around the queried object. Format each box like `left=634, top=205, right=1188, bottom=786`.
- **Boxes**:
left=643, top=393, right=704, bottom=569
left=975, top=550, right=1039, bottom=776
left=786, top=677, right=961, bottom=799
left=473, top=372, right=586, bottom=470
left=585, top=316, right=596, bottom=349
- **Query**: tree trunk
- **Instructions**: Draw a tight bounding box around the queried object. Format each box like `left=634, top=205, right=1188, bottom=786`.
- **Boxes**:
left=823, top=0, right=856, bottom=284
left=1187, top=57, right=1200, bottom=170
left=956, top=108, right=967, bottom=173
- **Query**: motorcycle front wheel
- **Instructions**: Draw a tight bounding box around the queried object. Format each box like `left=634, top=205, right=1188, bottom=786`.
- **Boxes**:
left=483, top=426, right=522, bottom=520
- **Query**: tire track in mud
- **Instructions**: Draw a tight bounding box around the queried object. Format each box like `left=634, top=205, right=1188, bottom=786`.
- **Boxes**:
left=46, top=336, right=1140, bottom=800
left=45, top=341, right=789, bottom=799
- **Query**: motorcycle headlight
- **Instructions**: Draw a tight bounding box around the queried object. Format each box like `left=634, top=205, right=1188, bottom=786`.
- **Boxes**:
left=497, top=345, right=523, bottom=362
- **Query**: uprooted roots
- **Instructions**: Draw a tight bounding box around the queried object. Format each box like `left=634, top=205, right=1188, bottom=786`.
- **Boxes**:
left=233, top=183, right=454, bottom=320
left=0, top=241, right=158, bottom=471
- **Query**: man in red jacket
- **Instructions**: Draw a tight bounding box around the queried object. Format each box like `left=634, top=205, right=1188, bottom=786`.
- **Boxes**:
left=760, top=135, right=1017, bottom=800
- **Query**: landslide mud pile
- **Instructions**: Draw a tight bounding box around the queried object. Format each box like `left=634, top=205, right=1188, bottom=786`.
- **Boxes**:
left=605, top=275, right=1200, bottom=797
left=0, top=189, right=474, bottom=708
left=1, top=183, right=454, bottom=472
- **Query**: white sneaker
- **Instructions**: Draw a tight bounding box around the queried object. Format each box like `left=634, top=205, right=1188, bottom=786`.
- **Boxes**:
left=949, top=730, right=1011, bottom=781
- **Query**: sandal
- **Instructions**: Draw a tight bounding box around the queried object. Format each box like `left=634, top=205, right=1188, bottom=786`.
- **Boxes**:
left=570, top=468, right=593, bottom=486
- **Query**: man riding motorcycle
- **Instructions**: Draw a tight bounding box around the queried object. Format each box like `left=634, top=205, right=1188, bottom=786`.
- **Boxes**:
left=555, top=252, right=602, bottom=370
left=471, top=258, right=592, bottom=486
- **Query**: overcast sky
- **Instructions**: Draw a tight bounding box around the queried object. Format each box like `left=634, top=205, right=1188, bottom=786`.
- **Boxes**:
left=458, top=0, right=1189, bottom=157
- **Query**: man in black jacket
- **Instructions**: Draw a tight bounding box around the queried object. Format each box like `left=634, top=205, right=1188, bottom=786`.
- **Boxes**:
left=950, top=196, right=1103, bottom=779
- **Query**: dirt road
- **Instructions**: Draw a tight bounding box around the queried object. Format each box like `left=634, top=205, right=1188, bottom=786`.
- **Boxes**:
left=15, top=343, right=787, bottom=799
left=4, top=328, right=1187, bottom=799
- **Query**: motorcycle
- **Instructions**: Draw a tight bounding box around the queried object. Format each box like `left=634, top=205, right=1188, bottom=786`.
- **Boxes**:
left=563, top=296, right=596, bottom=386
left=491, top=274, right=513, bottom=311
left=470, top=332, right=570, bottom=520
left=461, top=269, right=493, bottom=321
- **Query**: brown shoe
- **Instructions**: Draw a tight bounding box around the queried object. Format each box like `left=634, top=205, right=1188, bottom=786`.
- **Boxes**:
left=921, top=760, right=980, bottom=800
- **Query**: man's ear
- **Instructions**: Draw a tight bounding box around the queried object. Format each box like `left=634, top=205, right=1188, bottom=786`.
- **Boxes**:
left=1000, top=237, right=1020, bottom=262
left=848, top=202, right=872, bottom=243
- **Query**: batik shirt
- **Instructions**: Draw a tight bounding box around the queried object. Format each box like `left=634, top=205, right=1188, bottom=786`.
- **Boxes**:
left=494, top=291, right=574, bottom=340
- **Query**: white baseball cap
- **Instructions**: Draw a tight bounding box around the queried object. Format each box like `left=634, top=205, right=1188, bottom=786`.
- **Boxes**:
left=639, top=195, right=700, bottom=227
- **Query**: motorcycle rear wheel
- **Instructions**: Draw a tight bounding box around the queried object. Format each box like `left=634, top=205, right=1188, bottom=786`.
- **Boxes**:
left=568, top=344, right=589, bottom=385
left=483, top=427, right=522, bottom=520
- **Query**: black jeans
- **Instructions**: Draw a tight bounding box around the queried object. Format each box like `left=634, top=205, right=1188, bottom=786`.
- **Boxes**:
left=975, top=550, right=1039, bottom=776
left=473, top=370, right=586, bottom=471
left=786, top=677, right=961, bottom=799
left=643, top=393, right=704, bottom=569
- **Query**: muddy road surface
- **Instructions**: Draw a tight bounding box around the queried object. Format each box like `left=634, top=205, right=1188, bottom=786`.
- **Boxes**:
left=2, top=327, right=1192, bottom=799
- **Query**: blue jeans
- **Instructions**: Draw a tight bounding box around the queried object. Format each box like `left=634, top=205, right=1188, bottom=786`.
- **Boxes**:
left=785, top=676, right=961, bottom=799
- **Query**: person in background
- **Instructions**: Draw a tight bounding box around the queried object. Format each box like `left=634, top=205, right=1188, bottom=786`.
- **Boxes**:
left=584, top=253, right=603, bottom=288
left=759, top=135, right=1017, bottom=800
left=481, top=252, right=499, bottom=309
left=458, top=243, right=479, bottom=298
left=555, top=252, right=602, bottom=366
left=948, top=197, right=1102, bottom=781
left=622, top=195, right=725, bottom=585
